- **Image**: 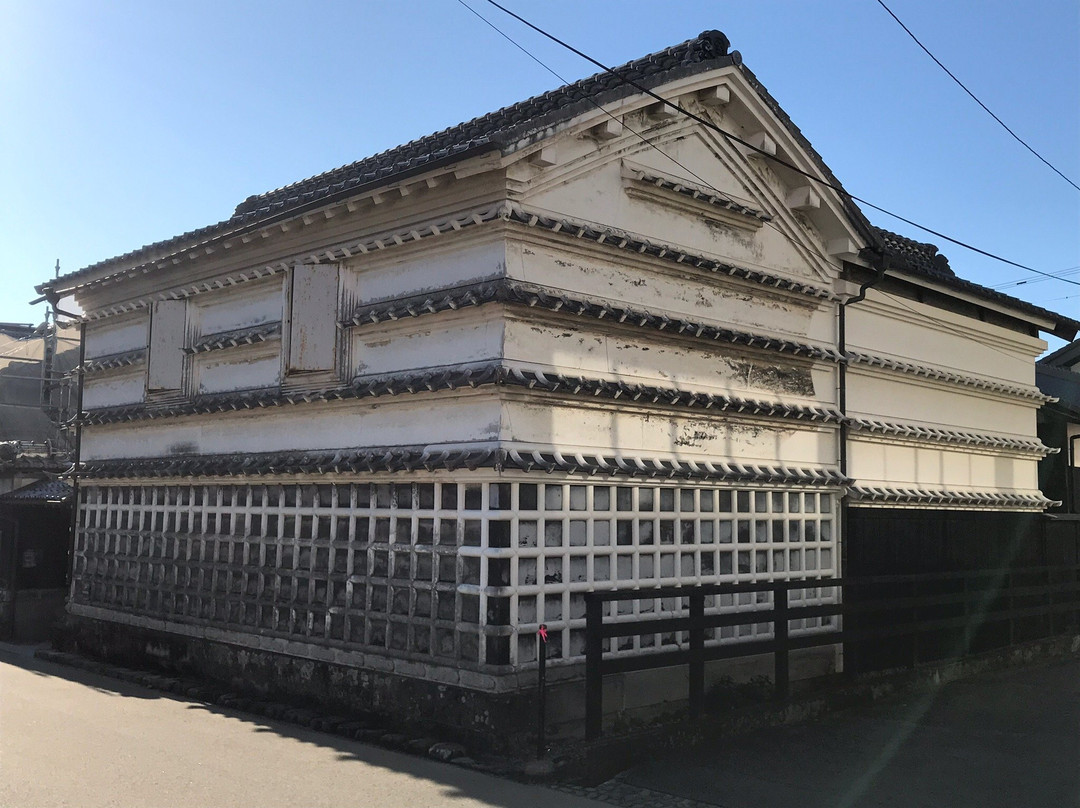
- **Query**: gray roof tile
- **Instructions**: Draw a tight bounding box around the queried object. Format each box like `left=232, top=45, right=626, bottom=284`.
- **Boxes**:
left=48, top=31, right=738, bottom=290
left=43, top=31, right=1077, bottom=341
left=0, top=478, right=73, bottom=503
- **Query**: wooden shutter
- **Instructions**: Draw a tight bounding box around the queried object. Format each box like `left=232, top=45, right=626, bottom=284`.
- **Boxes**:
left=287, top=264, right=338, bottom=372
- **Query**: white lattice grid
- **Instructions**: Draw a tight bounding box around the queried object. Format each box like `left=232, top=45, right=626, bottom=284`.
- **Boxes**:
left=486, top=482, right=839, bottom=664
left=72, top=476, right=840, bottom=670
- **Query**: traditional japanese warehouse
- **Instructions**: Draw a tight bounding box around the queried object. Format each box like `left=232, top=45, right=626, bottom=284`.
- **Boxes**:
left=38, top=31, right=1078, bottom=741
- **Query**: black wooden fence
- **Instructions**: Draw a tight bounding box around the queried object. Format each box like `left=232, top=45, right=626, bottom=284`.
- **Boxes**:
left=583, top=564, right=1080, bottom=739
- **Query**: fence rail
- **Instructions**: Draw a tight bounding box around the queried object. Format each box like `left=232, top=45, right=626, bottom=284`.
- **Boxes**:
left=583, top=565, right=1080, bottom=739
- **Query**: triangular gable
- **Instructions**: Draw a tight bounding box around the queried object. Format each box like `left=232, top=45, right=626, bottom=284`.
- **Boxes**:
left=506, top=64, right=872, bottom=290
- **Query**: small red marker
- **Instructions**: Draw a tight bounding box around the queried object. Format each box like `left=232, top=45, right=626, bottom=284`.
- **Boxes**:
left=538, top=624, right=548, bottom=643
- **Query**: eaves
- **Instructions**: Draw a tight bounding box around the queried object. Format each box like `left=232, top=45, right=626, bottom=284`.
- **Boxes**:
left=884, top=266, right=1079, bottom=341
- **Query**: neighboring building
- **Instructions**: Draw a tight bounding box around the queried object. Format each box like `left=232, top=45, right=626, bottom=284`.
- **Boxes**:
left=36, top=32, right=1077, bottom=739
left=1037, top=341, right=1080, bottom=513
left=0, top=319, right=78, bottom=492
left=0, top=320, right=79, bottom=639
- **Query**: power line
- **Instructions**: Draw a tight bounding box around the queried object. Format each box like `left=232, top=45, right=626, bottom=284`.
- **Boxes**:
left=476, top=0, right=1080, bottom=287
left=1036, top=293, right=1078, bottom=304
left=875, top=0, right=1080, bottom=193
left=991, top=265, right=1080, bottom=290
left=454, top=0, right=841, bottom=274
left=455, top=2, right=1076, bottom=367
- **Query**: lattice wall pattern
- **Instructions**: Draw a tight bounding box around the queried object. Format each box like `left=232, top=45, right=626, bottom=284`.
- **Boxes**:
left=72, top=478, right=839, bottom=670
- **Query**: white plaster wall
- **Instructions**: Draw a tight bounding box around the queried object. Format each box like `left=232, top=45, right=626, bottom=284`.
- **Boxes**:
left=848, top=439, right=1040, bottom=492
left=84, top=315, right=148, bottom=359
left=505, top=239, right=836, bottom=348
left=349, top=308, right=504, bottom=377
left=501, top=397, right=837, bottom=467
left=524, top=132, right=835, bottom=288
left=80, top=393, right=503, bottom=460
left=194, top=345, right=281, bottom=394
left=847, top=293, right=1044, bottom=386
left=503, top=316, right=835, bottom=406
left=191, top=278, right=283, bottom=336
left=341, top=239, right=507, bottom=314
left=83, top=370, right=145, bottom=409
left=845, top=368, right=1037, bottom=436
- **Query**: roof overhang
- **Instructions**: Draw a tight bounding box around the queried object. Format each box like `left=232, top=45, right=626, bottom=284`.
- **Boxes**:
left=888, top=267, right=1077, bottom=341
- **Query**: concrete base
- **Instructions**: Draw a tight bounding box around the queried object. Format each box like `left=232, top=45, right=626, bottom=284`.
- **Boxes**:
left=56, top=610, right=845, bottom=751
left=54, top=613, right=541, bottom=753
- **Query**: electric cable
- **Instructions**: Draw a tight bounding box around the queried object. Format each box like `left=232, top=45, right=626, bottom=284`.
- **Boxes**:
left=476, top=0, right=1080, bottom=287
left=992, top=266, right=1080, bottom=290
left=455, top=0, right=842, bottom=275
left=875, top=0, right=1080, bottom=193
left=455, top=0, right=1075, bottom=366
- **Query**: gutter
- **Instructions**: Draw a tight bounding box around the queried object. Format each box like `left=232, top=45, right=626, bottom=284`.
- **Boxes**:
left=1070, top=434, right=1080, bottom=514
left=837, top=253, right=888, bottom=588
left=837, top=254, right=890, bottom=475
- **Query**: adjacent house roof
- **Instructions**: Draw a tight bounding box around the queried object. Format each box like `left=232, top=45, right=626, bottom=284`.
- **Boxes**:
left=38, top=30, right=1078, bottom=339
left=1039, top=339, right=1080, bottom=369
left=0, top=478, right=73, bottom=504
left=1037, top=341, right=1080, bottom=419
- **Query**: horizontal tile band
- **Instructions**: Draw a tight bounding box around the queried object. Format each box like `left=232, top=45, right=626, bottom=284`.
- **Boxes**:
left=76, top=445, right=848, bottom=485
left=80, top=362, right=843, bottom=426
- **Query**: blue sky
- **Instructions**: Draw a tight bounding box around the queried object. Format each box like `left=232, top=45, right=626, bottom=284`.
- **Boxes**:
left=2, top=0, right=1077, bottom=346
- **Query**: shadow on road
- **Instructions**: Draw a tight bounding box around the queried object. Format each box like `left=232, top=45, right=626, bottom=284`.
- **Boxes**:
left=0, top=642, right=164, bottom=699
left=0, top=643, right=593, bottom=808
left=618, top=656, right=1080, bottom=808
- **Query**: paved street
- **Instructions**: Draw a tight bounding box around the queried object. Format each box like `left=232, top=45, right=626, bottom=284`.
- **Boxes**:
left=612, top=655, right=1080, bottom=808
left=3, top=641, right=1078, bottom=808
left=0, top=644, right=601, bottom=808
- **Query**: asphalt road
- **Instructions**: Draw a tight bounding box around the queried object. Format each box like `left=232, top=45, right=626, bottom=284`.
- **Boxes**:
left=619, top=654, right=1080, bottom=808
left=0, top=644, right=602, bottom=808
left=3, top=640, right=1078, bottom=808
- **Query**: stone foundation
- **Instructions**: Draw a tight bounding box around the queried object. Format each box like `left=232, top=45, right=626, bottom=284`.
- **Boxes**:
left=55, top=612, right=539, bottom=753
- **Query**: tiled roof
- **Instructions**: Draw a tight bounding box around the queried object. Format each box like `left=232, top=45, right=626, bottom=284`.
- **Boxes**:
left=228, top=31, right=736, bottom=223
left=42, top=31, right=1077, bottom=341
left=849, top=485, right=1055, bottom=510
left=847, top=418, right=1056, bottom=456
left=874, top=227, right=1080, bottom=336
left=82, top=349, right=146, bottom=375
left=187, top=322, right=281, bottom=354
left=1037, top=338, right=1080, bottom=369
left=346, top=277, right=843, bottom=361
left=0, top=454, right=68, bottom=474
left=76, top=446, right=847, bottom=486
left=874, top=227, right=955, bottom=280
left=79, top=362, right=844, bottom=426
left=845, top=350, right=1055, bottom=402
left=46, top=31, right=739, bottom=291
left=0, top=478, right=73, bottom=503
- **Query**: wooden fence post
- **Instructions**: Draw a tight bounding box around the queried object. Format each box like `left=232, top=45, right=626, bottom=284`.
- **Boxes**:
left=688, top=593, right=704, bottom=720
left=585, top=594, right=603, bottom=740
left=774, top=585, right=789, bottom=701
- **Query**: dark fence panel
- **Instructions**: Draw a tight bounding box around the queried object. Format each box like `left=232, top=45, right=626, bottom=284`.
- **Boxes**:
left=844, top=510, right=1080, bottom=672
left=583, top=564, right=1080, bottom=739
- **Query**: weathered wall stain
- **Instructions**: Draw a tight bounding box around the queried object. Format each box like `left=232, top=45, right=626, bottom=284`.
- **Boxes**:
left=729, top=359, right=815, bottom=397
